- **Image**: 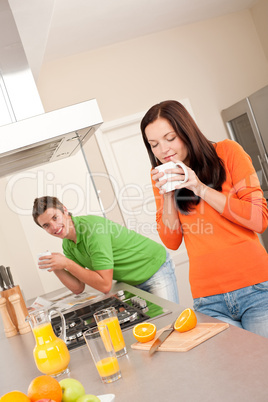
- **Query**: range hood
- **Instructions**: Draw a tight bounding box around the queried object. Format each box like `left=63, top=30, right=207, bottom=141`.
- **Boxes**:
left=0, top=0, right=103, bottom=177
left=0, top=99, right=103, bottom=177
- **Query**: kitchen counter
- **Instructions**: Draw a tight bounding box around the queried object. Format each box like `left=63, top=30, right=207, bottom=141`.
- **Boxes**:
left=1, top=282, right=268, bottom=401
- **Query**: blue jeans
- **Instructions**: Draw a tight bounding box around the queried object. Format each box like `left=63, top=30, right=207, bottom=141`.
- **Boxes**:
left=136, top=252, right=179, bottom=303
left=193, top=281, right=268, bottom=338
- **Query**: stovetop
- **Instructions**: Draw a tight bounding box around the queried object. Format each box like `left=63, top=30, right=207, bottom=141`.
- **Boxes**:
left=51, top=290, right=171, bottom=351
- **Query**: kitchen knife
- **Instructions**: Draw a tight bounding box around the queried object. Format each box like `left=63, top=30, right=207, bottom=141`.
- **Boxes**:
left=0, top=266, right=12, bottom=289
left=6, top=266, right=15, bottom=287
left=149, top=320, right=176, bottom=356
left=0, top=271, right=5, bottom=291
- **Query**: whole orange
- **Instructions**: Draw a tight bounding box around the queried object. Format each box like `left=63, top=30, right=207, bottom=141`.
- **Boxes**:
left=27, top=375, right=62, bottom=402
left=1, top=391, right=31, bottom=402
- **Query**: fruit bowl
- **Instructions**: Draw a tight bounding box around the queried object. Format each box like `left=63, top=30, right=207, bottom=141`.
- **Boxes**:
left=97, top=394, right=115, bottom=402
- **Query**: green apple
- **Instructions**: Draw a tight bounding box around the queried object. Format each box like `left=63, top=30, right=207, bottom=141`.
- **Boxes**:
left=76, top=395, right=101, bottom=402
left=59, top=378, right=86, bottom=402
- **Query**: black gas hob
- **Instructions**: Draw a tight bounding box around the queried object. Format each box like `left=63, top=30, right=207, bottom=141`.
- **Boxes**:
left=51, top=290, right=171, bottom=351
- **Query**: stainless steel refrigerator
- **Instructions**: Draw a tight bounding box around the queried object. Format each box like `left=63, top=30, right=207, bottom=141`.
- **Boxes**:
left=221, top=85, right=268, bottom=251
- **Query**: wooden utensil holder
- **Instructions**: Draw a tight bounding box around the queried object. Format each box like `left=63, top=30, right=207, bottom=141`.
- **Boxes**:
left=0, top=297, right=17, bottom=337
left=0, top=285, right=29, bottom=331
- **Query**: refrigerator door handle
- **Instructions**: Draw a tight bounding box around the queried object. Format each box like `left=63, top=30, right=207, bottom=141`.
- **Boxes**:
left=257, top=154, right=268, bottom=186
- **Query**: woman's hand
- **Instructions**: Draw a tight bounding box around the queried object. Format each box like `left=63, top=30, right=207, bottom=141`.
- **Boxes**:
left=168, top=157, right=226, bottom=213
left=168, top=158, right=205, bottom=197
left=151, top=168, right=168, bottom=193
left=151, top=167, right=184, bottom=196
left=152, top=160, right=205, bottom=197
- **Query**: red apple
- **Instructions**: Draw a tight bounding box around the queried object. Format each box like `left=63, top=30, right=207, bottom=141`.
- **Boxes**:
left=35, top=400, right=56, bottom=402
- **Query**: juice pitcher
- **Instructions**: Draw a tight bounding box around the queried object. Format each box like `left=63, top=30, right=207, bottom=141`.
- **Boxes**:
left=26, top=308, right=70, bottom=377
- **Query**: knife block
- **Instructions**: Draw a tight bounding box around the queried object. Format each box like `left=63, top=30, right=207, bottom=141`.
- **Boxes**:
left=9, top=293, right=31, bottom=334
left=0, top=297, right=18, bottom=337
left=0, top=285, right=28, bottom=331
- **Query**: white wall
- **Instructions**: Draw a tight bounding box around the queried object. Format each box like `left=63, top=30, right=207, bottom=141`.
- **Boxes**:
left=37, top=9, right=268, bottom=131
left=1, top=5, right=268, bottom=303
left=251, top=0, right=268, bottom=63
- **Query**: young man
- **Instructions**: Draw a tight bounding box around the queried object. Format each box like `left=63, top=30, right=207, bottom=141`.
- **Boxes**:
left=32, top=196, right=179, bottom=302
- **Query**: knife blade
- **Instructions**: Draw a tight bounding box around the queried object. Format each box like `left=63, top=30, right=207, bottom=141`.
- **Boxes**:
left=149, top=320, right=176, bottom=356
left=0, top=266, right=12, bottom=289
left=6, top=266, right=15, bottom=287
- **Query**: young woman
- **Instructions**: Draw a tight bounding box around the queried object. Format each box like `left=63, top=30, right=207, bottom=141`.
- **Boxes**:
left=141, top=100, right=268, bottom=337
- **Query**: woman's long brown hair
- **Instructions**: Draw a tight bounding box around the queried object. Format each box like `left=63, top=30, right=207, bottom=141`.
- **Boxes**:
left=140, top=100, right=226, bottom=214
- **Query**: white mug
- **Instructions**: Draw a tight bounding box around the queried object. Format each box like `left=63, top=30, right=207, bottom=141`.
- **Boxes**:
left=156, top=161, right=188, bottom=193
left=37, top=251, right=51, bottom=271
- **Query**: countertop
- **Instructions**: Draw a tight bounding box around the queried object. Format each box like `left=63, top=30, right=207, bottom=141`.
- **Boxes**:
left=1, top=283, right=268, bottom=401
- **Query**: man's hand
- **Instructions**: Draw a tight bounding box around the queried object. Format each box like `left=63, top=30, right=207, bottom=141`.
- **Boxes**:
left=38, top=252, right=113, bottom=295
left=38, top=252, right=68, bottom=271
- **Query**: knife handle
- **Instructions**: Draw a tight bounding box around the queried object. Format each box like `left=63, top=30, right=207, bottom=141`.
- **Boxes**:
left=0, top=266, right=11, bottom=289
left=0, top=274, right=5, bottom=291
left=6, top=267, right=15, bottom=287
left=0, top=266, right=7, bottom=290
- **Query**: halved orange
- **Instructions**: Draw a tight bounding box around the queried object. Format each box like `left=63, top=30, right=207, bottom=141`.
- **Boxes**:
left=133, top=322, right=156, bottom=343
left=174, top=308, right=197, bottom=333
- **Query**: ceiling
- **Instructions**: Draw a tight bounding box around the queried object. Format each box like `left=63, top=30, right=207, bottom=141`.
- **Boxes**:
left=8, top=0, right=258, bottom=79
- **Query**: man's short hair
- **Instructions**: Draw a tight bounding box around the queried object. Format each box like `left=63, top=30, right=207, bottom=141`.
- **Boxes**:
left=32, top=196, right=67, bottom=227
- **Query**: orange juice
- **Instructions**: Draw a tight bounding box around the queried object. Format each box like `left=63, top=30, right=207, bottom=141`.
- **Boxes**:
left=32, top=322, right=70, bottom=376
left=97, top=316, right=125, bottom=353
left=96, top=356, right=120, bottom=377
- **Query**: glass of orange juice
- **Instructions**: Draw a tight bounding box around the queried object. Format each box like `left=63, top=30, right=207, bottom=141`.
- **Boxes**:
left=83, top=326, right=121, bottom=384
left=94, top=307, right=127, bottom=357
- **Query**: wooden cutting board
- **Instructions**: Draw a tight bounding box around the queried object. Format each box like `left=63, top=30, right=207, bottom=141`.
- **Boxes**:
left=131, top=322, right=229, bottom=352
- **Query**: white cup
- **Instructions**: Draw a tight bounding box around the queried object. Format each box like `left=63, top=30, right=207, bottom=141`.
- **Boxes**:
left=37, top=251, right=51, bottom=270
left=156, top=161, right=188, bottom=192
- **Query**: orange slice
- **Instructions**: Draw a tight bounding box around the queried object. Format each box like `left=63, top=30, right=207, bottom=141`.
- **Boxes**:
left=133, top=322, right=156, bottom=343
left=174, top=308, right=197, bottom=333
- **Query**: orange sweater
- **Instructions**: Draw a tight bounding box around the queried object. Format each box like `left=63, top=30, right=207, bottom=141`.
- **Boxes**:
left=152, top=139, right=268, bottom=298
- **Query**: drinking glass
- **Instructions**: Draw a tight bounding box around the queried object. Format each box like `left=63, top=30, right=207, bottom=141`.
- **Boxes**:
left=94, top=307, right=127, bottom=357
left=83, top=326, right=121, bottom=384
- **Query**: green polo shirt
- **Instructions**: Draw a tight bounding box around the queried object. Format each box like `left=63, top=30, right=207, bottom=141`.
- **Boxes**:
left=62, top=215, right=166, bottom=286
